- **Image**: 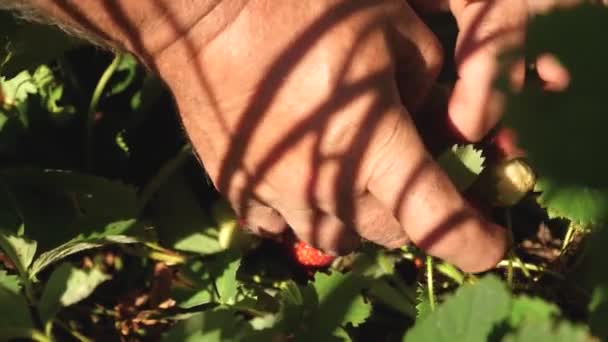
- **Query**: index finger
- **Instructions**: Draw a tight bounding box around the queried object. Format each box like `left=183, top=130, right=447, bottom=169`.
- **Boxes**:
left=366, top=106, right=506, bottom=272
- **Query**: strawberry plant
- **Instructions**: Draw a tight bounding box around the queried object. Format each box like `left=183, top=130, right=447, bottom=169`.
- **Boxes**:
left=0, top=3, right=607, bottom=341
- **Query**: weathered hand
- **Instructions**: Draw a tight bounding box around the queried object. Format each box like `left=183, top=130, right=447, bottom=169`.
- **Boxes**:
left=151, top=0, right=507, bottom=272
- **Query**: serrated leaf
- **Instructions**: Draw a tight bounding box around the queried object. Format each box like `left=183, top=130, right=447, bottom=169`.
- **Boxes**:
left=503, top=320, right=593, bottom=342
left=509, top=296, right=560, bottom=327
left=502, top=4, right=608, bottom=224
left=164, top=308, right=253, bottom=342
left=535, top=178, right=608, bottom=225
left=39, top=263, right=109, bottom=324
left=415, top=283, right=432, bottom=321
left=0, top=269, right=20, bottom=294
left=404, top=275, right=511, bottom=342
left=308, top=271, right=371, bottom=334
left=438, top=144, right=485, bottom=191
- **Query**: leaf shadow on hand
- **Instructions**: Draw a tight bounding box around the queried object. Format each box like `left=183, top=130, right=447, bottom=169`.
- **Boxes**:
left=44, top=0, right=515, bottom=266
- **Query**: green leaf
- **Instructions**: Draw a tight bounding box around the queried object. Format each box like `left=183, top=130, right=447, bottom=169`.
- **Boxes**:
left=29, top=233, right=139, bottom=280
left=502, top=4, right=608, bottom=225
left=503, top=321, right=592, bottom=342
left=535, top=179, right=608, bottom=225
left=0, top=168, right=138, bottom=251
left=368, top=278, right=416, bottom=318
left=172, top=259, right=217, bottom=309
left=0, top=69, right=38, bottom=105
left=38, top=263, right=110, bottom=324
left=437, top=144, right=485, bottom=191
left=309, top=271, right=372, bottom=332
left=509, top=296, right=560, bottom=327
left=415, top=283, right=432, bottom=321
left=404, top=275, right=511, bottom=342
left=0, top=281, right=34, bottom=333
left=0, top=232, right=37, bottom=274
left=153, top=173, right=223, bottom=255
left=215, top=254, right=241, bottom=305
left=589, top=286, right=608, bottom=340
left=164, top=308, right=253, bottom=342
left=0, top=270, right=20, bottom=294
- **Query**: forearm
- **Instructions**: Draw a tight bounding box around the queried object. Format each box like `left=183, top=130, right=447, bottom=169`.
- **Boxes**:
left=0, top=0, right=244, bottom=67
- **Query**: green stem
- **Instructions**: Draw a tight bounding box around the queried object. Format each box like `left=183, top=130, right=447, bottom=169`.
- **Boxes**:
left=85, top=53, right=123, bottom=170
left=137, top=144, right=192, bottom=213
left=496, top=260, right=564, bottom=279
left=54, top=320, right=92, bottom=342
left=426, top=255, right=436, bottom=312
left=561, top=222, right=577, bottom=252
left=435, top=262, right=465, bottom=285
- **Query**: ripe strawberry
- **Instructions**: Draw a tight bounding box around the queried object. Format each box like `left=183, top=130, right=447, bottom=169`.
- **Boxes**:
left=292, top=240, right=335, bottom=268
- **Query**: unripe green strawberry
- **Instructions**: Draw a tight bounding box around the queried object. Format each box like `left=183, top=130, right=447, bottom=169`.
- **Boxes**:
left=292, top=240, right=335, bottom=268
left=491, top=158, right=536, bottom=207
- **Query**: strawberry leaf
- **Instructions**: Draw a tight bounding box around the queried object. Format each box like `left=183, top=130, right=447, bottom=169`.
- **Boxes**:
left=152, top=172, right=223, bottom=255
left=0, top=269, right=20, bottom=295
left=309, top=271, right=371, bottom=331
left=0, top=232, right=36, bottom=275
left=0, top=281, right=34, bottom=339
left=163, top=308, right=253, bottom=342
left=503, top=321, right=592, bottom=342
left=39, top=263, right=110, bottom=324
left=535, top=178, right=608, bottom=225
left=508, top=296, right=560, bottom=327
left=502, top=4, right=608, bottom=224
left=404, top=275, right=510, bottom=342
left=437, top=144, right=485, bottom=191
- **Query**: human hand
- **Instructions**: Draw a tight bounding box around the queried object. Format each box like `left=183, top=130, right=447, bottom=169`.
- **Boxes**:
left=150, top=0, right=510, bottom=273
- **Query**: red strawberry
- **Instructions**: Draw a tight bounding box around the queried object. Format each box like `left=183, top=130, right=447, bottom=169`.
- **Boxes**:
left=292, top=240, right=335, bottom=268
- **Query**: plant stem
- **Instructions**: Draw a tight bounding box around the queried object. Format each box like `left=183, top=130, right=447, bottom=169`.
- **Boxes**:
left=561, top=222, right=577, bottom=252
left=54, top=320, right=92, bottom=342
left=496, top=260, right=564, bottom=279
left=137, top=144, right=192, bottom=213
left=426, top=255, right=436, bottom=312
left=85, top=53, right=122, bottom=170
left=30, top=330, right=52, bottom=342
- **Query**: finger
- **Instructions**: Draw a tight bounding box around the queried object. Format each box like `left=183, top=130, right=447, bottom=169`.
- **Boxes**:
left=448, top=0, right=527, bottom=141
left=389, top=1, right=444, bottom=111
left=277, top=207, right=361, bottom=256
left=366, top=106, right=507, bottom=272
left=536, top=53, right=570, bottom=91
left=230, top=198, right=288, bottom=237
left=349, top=192, right=409, bottom=249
